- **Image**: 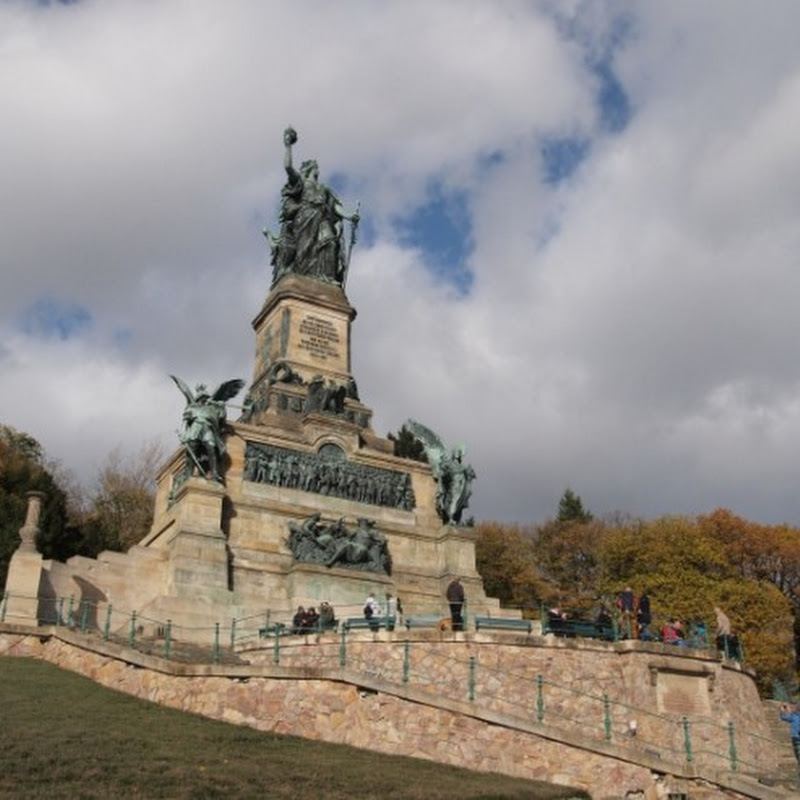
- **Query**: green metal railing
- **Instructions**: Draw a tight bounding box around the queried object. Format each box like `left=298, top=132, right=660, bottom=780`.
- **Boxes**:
left=0, top=590, right=784, bottom=783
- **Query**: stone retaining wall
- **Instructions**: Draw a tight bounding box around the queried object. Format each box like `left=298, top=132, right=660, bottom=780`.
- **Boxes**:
left=0, top=629, right=780, bottom=799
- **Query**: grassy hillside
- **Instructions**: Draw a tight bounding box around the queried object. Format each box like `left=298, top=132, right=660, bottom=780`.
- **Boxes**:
left=0, top=657, right=588, bottom=800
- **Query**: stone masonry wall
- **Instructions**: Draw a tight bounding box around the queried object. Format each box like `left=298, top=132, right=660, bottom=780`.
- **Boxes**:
left=0, top=629, right=777, bottom=800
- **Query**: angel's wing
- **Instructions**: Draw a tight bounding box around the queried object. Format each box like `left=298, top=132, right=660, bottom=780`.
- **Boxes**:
left=404, top=418, right=447, bottom=473
left=170, top=374, right=194, bottom=404
left=212, top=378, right=246, bottom=403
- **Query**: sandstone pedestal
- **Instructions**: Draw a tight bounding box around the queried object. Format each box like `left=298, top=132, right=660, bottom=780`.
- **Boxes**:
left=3, top=491, right=46, bottom=624
left=3, top=549, right=44, bottom=624
left=24, top=274, right=502, bottom=636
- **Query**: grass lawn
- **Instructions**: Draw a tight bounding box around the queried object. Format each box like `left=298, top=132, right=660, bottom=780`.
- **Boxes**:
left=0, top=657, right=589, bottom=800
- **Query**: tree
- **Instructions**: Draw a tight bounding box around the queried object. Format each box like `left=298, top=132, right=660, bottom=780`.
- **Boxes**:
left=533, top=518, right=605, bottom=613
left=0, top=425, right=72, bottom=587
left=387, top=426, right=427, bottom=462
left=475, top=505, right=797, bottom=695
left=76, top=441, right=163, bottom=555
left=699, top=508, right=800, bottom=672
left=557, top=489, right=593, bottom=524
left=475, top=522, right=542, bottom=612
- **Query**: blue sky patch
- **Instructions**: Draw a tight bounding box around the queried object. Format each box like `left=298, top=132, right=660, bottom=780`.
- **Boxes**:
left=548, top=6, right=634, bottom=135
left=593, top=59, right=632, bottom=133
left=22, top=297, right=92, bottom=341
left=327, top=171, right=376, bottom=250
left=540, top=137, right=591, bottom=184
left=392, top=182, right=474, bottom=295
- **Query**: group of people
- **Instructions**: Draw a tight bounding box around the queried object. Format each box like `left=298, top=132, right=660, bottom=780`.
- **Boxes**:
left=291, top=601, right=336, bottom=635
left=284, top=578, right=465, bottom=635
left=363, top=591, right=402, bottom=628
left=591, top=590, right=740, bottom=658
left=615, top=586, right=652, bottom=640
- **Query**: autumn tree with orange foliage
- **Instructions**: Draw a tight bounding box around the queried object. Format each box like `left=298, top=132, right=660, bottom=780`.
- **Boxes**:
left=475, top=506, right=798, bottom=695
left=474, top=522, right=542, bottom=612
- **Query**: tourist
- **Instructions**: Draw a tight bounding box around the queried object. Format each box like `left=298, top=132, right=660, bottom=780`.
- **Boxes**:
left=292, top=605, right=307, bottom=635
left=446, top=577, right=465, bottom=631
left=636, top=591, right=652, bottom=640
left=364, top=592, right=379, bottom=628
left=714, top=605, right=738, bottom=658
left=617, top=586, right=636, bottom=639
left=305, top=606, right=319, bottom=631
left=384, top=592, right=397, bottom=630
left=661, top=618, right=687, bottom=647
left=319, top=601, right=336, bottom=630
left=548, top=606, right=568, bottom=636
left=780, top=703, right=800, bottom=762
left=596, top=604, right=613, bottom=638
left=690, top=619, right=708, bottom=648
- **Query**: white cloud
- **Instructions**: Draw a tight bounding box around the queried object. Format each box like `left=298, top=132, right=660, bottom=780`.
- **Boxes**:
left=2, top=1, right=800, bottom=525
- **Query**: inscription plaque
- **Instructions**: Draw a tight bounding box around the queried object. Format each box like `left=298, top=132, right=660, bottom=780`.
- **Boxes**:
left=655, top=672, right=711, bottom=716
left=298, top=314, right=341, bottom=361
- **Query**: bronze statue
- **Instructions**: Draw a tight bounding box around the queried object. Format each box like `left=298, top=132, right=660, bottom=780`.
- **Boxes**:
left=265, top=126, right=360, bottom=287
left=404, top=419, right=476, bottom=525
left=171, top=376, right=244, bottom=482
left=286, top=514, right=391, bottom=574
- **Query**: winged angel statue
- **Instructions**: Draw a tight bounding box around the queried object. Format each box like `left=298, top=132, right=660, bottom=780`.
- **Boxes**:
left=405, top=419, right=476, bottom=525
left=171, top=376, right=245, bottom=482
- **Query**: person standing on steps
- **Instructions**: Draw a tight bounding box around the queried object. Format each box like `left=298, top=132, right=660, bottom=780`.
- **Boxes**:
left=446, top=576, right=465, bottom=632
left=780, top=703, right=800, bottom=762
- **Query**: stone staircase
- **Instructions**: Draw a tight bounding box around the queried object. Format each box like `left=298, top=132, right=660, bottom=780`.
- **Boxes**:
left=760, top=700, right=799, bottom=792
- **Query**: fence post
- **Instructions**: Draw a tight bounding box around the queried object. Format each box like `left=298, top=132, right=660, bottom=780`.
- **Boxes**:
left=604, top=694, right=612, bottom=740
left=104, top=605, right=112, bottom=642
left=80, top=599, right=89, bottom=633
left=339, top=628, right=347, bottom=667
left=67, top=595, right=75, bottom=627
left=468, top=656, right=476, bottom=702
left=682, top=717, right=693, bottom=763
left=727, top=721, right=737, bottom=771
left=230, top=617, right=237, bottom=649
left=214, top=623, right=220, bottom=664
left=0, top=591, right=7, bottom=623
left=403, top=640, right=410, bottom=684
left=272, top=628, right=280, bottom=665
left=536, top=674, right=544, bottom=723
left=129, top=611, right=137, bottom=648
left=57, top=596, right=64, bottom=627
left=164, top=620, right=172, bottom=660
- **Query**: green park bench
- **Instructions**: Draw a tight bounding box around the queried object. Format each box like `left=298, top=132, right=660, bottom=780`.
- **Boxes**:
left=543, top=618, right=616, bottom=640
left=474, top=616, right=532, bottom=634
left=258, top=620, right=339, bottom=637
left=258, top=622, right=288, bottom=638
left=343, top=616, right=396, bottom=632
left=404, top=615, right=447, bottom=630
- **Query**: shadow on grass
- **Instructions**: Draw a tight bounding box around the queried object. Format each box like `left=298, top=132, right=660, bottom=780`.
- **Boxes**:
left=0, top=657, right=590, bottom=800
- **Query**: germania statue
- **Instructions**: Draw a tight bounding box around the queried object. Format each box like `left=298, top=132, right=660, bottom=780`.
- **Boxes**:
left=264, top=126, right=360, bottom=288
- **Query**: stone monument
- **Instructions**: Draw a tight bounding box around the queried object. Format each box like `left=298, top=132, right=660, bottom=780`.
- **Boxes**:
left=13, top=127, right=501, bottom=637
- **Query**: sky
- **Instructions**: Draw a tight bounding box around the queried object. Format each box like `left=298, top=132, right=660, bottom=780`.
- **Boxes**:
left=2, top=0, right=800, bottom=526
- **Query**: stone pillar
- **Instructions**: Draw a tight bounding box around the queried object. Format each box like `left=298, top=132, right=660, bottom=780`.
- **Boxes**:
left=166, top=478, right=231, bottom=602
left=3, top=491, right=46, bottom=624
left=17, top=490, right=45, bottom=552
